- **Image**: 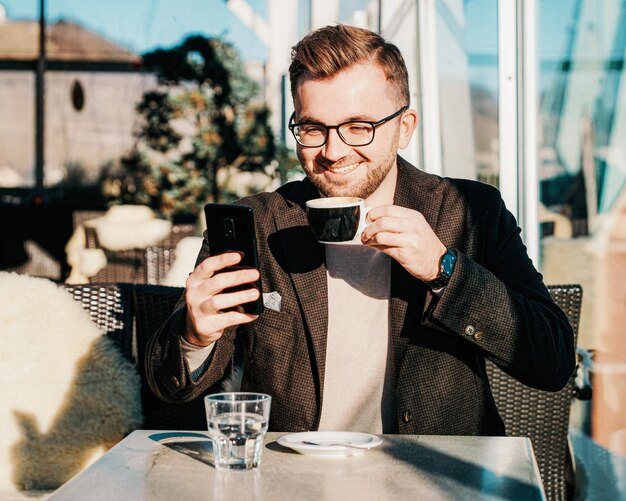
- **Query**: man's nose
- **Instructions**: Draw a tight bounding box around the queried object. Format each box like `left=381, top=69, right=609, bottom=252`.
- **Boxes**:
left=322, top=128, right=351, bottom=161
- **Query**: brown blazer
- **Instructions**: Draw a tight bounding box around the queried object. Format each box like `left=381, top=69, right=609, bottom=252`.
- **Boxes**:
left=145, top=157, right=575, bottom=435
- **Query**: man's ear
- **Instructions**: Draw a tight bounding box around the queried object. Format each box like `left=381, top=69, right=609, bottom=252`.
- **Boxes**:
left=398, top=108, right=418, bottom=149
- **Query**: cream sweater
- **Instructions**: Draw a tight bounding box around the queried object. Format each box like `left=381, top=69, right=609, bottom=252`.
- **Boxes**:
left=317, top=240, right=395, bottom=433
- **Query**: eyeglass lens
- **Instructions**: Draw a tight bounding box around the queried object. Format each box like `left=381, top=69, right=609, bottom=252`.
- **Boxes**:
left=294, top=122, right=374, bottom=147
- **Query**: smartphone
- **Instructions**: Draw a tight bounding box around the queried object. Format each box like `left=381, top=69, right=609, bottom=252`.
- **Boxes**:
left=203, top=203, right=264, bottom=315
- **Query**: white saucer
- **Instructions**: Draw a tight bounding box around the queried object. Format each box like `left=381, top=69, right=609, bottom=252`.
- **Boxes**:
left=277, top=431, right=383, bottom=457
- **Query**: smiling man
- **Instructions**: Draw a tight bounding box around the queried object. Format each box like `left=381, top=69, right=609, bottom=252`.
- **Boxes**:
left=145, top=25, right=575, bottom=435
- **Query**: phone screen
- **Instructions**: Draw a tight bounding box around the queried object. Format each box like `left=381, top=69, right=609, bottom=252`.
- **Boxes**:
left=204, top=203, right=264, bottom=315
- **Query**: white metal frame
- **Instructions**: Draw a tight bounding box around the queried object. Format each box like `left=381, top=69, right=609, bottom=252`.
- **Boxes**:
left=498, top=0, right=539, bottom=265
left=416, top=0, right=443, bottom=176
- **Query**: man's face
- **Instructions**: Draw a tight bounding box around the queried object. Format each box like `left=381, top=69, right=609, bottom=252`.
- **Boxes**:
left=293, top=63, right=415, bottom=199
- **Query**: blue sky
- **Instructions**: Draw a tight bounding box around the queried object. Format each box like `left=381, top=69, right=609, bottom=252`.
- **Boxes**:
left=1, top=0, right=270, bottom=60
left=1, top=0, right=576, bottom=62
left=0, top=0, right=582, bottom=95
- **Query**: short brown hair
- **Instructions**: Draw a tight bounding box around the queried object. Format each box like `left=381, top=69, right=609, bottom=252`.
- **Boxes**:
left=289, top=24, right=409, bottom=106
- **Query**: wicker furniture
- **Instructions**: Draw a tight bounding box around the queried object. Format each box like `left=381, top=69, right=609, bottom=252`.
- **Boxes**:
left=71, top=209, right=195, bottom=284
left=132, top=284, right=217, bottom=430
left=145, top=245, right=177, bottom=285
left=145, top=229, right=200, bottom=285
left=64, top=283, right=217, bottom=430
left=61, top=283, right=135, bottom=361
left=486, top=284, right=583, bottom=501
left=64, top=282, right=583, bottom=500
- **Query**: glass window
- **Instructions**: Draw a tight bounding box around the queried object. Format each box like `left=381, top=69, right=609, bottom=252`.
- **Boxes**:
left=539, top=0, right=626, bottom=230
left=0, top=0, right=270, bottom=191
left=436, top=0, right=499, bottom=185
left=0, top=1, right=38, bottom=188
left=0, top=71, right=35, bottom=187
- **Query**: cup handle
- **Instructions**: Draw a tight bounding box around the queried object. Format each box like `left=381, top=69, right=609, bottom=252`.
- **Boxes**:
left=357, top=207, right=371, bottom=235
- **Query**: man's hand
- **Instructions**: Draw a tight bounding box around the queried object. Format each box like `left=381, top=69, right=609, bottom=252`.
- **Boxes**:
left=361, top=205, right=447, bottom=282
left=183, top=252, right=260, bottom=347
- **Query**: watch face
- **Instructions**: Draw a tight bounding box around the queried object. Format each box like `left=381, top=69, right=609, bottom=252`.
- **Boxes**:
left=441, top=251, right=457, bottom=276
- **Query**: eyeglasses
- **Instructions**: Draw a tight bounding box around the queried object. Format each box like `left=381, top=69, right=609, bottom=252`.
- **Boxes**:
left=288, top=105, right=408, bottom=148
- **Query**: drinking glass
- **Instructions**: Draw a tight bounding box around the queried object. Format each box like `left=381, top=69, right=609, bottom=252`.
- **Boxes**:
left=205, top=392, right=272, bottom=470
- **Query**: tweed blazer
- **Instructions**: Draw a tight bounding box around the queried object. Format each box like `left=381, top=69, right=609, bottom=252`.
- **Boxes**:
left=145, top=157, right=575, bottom=435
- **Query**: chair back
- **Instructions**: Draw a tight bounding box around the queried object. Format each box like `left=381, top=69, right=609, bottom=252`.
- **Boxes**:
left=133, top=284, right=218, bottom=430
left=486, top=284, right=583, bottom=501
left=145, top=246, right=174, bottom=285
left=61, top=283, right=135, bottom=361
left=145, top=224, right=197, bottom=284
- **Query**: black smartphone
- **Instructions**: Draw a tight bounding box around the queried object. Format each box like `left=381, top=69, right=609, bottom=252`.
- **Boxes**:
left=203, top=203, right=263, bottom=315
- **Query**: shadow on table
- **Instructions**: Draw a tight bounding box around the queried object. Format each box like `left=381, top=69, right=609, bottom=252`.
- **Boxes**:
left=149, top=432, right=214, bottom=467
left=380, top=436, right=544, bottom=500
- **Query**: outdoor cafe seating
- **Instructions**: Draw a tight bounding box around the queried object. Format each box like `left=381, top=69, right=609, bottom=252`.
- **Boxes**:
left=0, top=272, right=585, bottom=500
left=66, top=207, right=197, bottom=284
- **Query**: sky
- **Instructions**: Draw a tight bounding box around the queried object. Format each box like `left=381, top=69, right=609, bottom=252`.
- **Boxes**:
left=0, top=0, right=579, bottom=63
left=1, top=0, right=270, bottom=60
left=0, top=0, right=604, bottom=95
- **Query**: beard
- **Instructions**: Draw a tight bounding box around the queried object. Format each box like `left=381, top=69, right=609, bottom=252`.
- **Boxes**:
left=298, top=132, right=400, bottom=199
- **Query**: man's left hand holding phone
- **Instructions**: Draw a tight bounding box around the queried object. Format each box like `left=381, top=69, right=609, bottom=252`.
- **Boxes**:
left=182, top=204, right=262, bottom=349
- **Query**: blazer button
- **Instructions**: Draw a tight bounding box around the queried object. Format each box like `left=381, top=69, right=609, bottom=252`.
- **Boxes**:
left=402, top=410, right=411, bottom=423
left=464, top=325, right=475, bottom=336
left=474, top=331, right=484, bottom=341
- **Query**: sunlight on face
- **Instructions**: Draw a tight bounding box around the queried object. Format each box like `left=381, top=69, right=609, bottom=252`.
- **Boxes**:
left=293, top=64, right=411, bottom=199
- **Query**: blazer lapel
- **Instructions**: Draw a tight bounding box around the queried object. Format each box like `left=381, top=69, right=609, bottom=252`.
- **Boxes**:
left=390, top=157, right=443, bottom=375
left=273, top=182, right=329, bottom=396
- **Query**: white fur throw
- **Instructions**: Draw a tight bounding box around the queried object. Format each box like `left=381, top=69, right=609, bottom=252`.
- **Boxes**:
left=89, top=205, right=172, bottom=251
left=0, top=273, right=142, bottom=492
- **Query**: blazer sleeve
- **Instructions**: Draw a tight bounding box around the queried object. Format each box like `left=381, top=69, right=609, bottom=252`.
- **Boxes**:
left=421, top=188, right=576, bottom=391
left=144, top=234, right=239, bottom=403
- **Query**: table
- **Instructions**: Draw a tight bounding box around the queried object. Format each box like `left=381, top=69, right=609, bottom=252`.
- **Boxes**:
left=49, top=431, right=545, bottom=500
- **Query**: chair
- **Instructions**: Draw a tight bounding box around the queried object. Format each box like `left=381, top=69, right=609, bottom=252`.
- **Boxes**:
left=95, top=224, right=195, bottom=284
left=145, top=245, right=176, bottom=285
left=132, top=284, right=223, bottom=430
left=145, top=224, right=197, bottom=284
left=71, top=210, right=106, bottom=249
left=486, top=284, right=583, bottom=501
left=61, top=283, right=214, bottom=431
left=61, top=283, right=135, bottom=361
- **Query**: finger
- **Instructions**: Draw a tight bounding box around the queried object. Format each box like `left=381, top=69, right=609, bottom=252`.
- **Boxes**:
left=195, top=310, right=258, bottom=335
left=361, top=216, right=419, bottom=241
left=366, top=205, right=416, bottom=222
left=188, top=252, right=243, bottom=287
left=200, top=287, right=260, bottom=313
left=199, top=267, right=260, bottom=297
left=362, top=230, right=407, bottom=248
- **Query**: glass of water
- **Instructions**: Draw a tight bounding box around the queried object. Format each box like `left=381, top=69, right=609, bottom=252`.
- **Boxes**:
left=205, top=392, right=272, bottom=470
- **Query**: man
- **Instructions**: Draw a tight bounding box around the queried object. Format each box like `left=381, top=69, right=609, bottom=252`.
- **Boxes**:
left=145, top=24, right=575, bottom=435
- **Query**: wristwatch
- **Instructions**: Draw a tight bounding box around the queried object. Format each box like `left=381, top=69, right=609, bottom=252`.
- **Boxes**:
left=425, top=248, right=457, bottom=290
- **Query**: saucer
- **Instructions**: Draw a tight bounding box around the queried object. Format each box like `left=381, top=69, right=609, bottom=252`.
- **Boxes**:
left=277, top=431, right=383, bottom=457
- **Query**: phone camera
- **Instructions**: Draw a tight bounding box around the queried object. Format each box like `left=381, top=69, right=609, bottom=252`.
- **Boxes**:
left=224, top=218, right=236, bottom=239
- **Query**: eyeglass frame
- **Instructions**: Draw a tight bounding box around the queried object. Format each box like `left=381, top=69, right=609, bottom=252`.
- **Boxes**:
left=288, top=105, right=409, bottom=147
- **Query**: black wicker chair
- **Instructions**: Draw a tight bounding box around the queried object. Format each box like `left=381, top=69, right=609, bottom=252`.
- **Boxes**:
left=145, top=224, right=197, bottom=285
left=133, top=284, right=242, bottom=430
left=62, top=281, right=584, bottom=499
left=61, top=283, right=135, bottom=362
left=486, top=284, right=583, bottom=501
left=144, top=246, right=176, bottom=285
left=71, top=211, right=195, bottom=284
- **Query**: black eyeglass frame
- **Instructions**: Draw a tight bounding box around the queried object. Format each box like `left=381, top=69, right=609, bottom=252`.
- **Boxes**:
left=288, top=105, right=409, bottom=147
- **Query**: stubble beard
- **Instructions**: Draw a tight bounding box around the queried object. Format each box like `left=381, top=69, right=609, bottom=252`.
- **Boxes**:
left=298, top=133, right=400, bottom=199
